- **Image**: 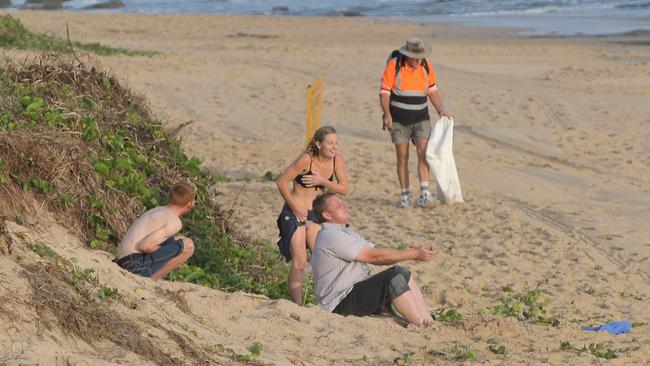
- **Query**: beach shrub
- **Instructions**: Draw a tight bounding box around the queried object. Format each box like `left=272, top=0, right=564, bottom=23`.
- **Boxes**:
left=29, top=242, right=109, bottom=304
left=560, top=341, right=628, bottom=360
left=488, top=345, right=507, bottom=356
left=0, top=56, right=289, bottom=299
left=214, top=343, right=269, bottom=364
left=97, top=287, right=120, bottom=300
left=393, top=350, right=415, bottom=365
left=489, top=286, right=559, bottom=326
left=262, top=171, right=280, bottom=181
left=436, top=308, right=463, bottom=323
left=0, top=15, right=158, bottom=56
left=431, top=345, right=475, bottom=361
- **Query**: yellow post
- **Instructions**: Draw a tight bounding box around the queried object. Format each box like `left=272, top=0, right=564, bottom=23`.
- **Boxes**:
left=305, top=75, right=324, bottom=146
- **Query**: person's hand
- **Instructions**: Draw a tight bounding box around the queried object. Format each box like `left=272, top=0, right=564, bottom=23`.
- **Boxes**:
left=410, top=245, right=436, bottom=261
left=439, top=110, right=452, bottom=118
left=291, top=205, right=309, bottom=222
left=300, top=173, right=324, bottom=188
left=382, top=113, right=393, bottom=131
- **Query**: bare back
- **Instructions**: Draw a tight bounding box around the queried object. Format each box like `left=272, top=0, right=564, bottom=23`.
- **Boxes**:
left=117, top=206, right=182, bottom=258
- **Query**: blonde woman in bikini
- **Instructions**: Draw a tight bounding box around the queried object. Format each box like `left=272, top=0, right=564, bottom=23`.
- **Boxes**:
left=276, top=126, right=349, bottom=304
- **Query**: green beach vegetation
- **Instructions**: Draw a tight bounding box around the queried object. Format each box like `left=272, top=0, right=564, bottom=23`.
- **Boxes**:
left=431, top=345, right=476, bottom=361
left=489, top=286, right=559, bottom=326
left=0, top=15, right=158, bottom=56
left=560, top=341, right=629, bottom=360
left=0, top=56, right=289, bottom=299
left=436, top=308, right=463, bottom=323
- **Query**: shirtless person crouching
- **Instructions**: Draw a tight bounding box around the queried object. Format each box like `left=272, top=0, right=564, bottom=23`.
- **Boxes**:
left=114, top=181, right=196, bottom=280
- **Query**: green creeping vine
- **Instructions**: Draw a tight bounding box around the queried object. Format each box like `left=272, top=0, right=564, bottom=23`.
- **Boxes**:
left=0, top=60, right=290, bottom=299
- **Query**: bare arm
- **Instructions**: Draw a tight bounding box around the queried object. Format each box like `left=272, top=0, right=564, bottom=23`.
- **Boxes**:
left=380, top=93, right=392, bottom=130
left=135, top=218, right=182, bottom=253
left=276, top=153, right=310, bottom=220
left=429, top=89, right=450, bottom=117
left=355, top=244, right=435, bottom=265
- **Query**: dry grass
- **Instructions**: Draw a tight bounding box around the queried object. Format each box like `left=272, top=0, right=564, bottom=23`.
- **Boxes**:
left=155, top=287, right=192, bottom=314
left=5, top=55, right=157, bottom=128
left=0, top=55, right=194, bottom=250
left=0, top=219, right=12, bottom=255
left=24, top=261, right=185, bottom=365
left=0, top=130, right=140, bottom=242
left=23, top=259, right=254, bottom=365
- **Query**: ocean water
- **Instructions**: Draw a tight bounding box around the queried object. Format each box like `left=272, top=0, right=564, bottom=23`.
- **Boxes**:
left=8, top=0, right=650, bottom=35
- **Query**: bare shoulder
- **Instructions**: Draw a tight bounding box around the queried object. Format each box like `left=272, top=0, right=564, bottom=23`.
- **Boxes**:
left=297, top=152, right=312, bottom=163
left=292, top=152, right=312, bottom=169
left=145, top=206, right=181, bottom=226
left=162, top=207, right=182, bottom=224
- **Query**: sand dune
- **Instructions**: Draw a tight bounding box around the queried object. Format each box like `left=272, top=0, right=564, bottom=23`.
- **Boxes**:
left=2, top=10, right=650, bottom=365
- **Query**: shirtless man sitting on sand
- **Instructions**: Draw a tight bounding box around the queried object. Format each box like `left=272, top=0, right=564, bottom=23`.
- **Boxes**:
left=114, top=181, right=196, bottom=280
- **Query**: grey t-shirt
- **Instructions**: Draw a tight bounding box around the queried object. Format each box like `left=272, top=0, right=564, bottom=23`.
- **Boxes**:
left=311, top=223, right=374, bottom=312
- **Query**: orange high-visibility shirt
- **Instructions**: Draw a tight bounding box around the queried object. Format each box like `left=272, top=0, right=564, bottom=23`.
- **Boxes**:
left=380, top=58, right=436, bottom=95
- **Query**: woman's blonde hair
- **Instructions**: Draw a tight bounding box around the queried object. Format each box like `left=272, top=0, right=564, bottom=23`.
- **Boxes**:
left=305, top=126, right=337, bottom=156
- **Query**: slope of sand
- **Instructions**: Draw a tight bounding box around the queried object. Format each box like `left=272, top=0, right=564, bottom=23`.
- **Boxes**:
left=2, top=10, right=650, bottom=365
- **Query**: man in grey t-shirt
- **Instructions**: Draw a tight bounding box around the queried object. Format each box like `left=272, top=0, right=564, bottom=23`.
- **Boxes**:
left=310, top=192, right=435, bottom=326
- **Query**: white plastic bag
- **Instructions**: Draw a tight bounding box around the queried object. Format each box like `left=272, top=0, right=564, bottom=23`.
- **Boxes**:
left=425, top=116, right=464, bottom=204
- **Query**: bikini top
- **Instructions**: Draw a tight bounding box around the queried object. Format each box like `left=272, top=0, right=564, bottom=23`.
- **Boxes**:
left=294, top=156, right=336, bottom=189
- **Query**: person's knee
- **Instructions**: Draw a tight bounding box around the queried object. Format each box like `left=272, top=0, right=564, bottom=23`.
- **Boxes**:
left=389, top=273, right=408, bottom=292
left=291, top=258, right=307, bottom=272
left=182, top=238, right=195, bottom=256
left=393, top=265, right=411, bottom=279
left=306, top=224, right=321, bottom=245
left=306, top=222, right=321, bottom=236
left=389, top=266, right=411, bottom=299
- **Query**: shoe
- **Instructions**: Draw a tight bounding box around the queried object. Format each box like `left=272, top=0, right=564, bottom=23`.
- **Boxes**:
left=388, top=304, right=410, bottom=328
left=397, top=194, right=411, bottom=208
left=416, top=190, right=434, bottom=207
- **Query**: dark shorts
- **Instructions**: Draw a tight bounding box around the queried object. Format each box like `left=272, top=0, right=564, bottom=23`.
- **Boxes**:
left=276, top=203, right=317, bottom=262
left=114, top=237, right=184, bottom=277
left=333, top=266, right=411, bottom=317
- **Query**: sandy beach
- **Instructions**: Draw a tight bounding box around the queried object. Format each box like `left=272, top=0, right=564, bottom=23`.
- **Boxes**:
left=2, top=10, right=650, bottom=365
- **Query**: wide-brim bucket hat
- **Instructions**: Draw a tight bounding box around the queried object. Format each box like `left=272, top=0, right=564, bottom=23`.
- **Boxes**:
left=398, top=36, right=431, bottom=58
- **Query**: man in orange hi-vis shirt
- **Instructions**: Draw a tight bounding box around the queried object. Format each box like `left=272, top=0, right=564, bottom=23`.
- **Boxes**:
left=379, top=36, right=451, bottom=208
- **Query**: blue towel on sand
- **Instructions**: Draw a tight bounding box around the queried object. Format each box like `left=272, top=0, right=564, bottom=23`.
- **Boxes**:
left=582, top=321, right=632, bottom=335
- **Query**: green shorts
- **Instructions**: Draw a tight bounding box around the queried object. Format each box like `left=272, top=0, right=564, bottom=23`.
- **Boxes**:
left=390, top=120, right=431, bottom=145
